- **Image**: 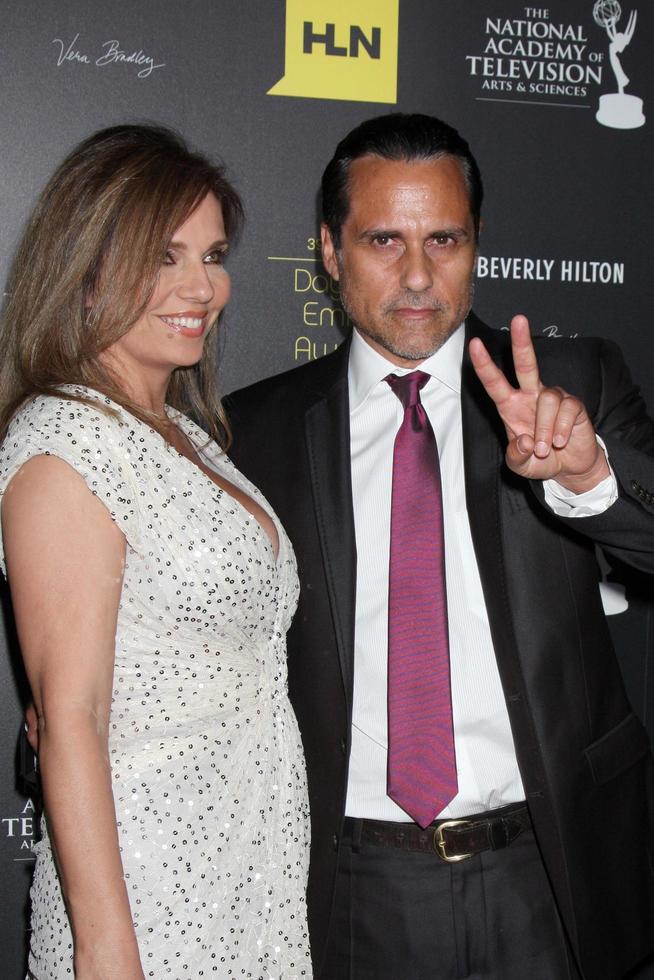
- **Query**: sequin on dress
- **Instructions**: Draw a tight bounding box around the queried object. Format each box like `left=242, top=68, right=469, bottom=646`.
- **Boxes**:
left=0, top=388, right=312, bottom=979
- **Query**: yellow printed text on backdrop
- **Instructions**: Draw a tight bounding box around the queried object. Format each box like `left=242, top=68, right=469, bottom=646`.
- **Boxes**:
left=267, top=0, right=399, bottom=103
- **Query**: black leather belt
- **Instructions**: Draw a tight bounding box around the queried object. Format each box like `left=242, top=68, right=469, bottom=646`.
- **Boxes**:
left=342, top=802, right=531, bottom=863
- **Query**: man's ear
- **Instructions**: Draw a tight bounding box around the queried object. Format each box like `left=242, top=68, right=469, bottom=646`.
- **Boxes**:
left=320, top=223, right=340, bottom=281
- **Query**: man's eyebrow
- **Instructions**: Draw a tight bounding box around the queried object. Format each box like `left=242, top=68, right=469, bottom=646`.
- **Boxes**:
left=357, top=227, right=402, bottom=240
left=427, top=226, right=471, bottom=239
left=357, top=226, right=471, bottom=240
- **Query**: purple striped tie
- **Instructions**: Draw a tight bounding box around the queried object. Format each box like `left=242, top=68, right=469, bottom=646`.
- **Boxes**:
left=385, top=371, right=457, bottom=828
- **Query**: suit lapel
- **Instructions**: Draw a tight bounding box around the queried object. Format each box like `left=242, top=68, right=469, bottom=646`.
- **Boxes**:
left=461, top=315, right=520, bottom=661
left=461, top=316, right=566, bottom=866
left=304, top=346, right=357, bottom=703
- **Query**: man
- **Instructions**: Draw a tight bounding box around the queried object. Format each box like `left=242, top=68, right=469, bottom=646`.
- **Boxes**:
left=226, top=114, right=654, bottom=979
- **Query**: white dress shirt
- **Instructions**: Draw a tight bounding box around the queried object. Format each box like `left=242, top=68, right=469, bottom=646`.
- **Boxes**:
left=345, top=324, right=616, bottom=821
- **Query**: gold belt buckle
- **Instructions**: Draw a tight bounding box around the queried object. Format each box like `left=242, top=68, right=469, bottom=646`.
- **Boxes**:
left=433, top=819, right=473, bottom=862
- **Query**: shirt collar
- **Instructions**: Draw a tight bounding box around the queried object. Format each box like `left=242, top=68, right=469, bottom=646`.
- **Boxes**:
left=348, top=323, right=465, bottom=413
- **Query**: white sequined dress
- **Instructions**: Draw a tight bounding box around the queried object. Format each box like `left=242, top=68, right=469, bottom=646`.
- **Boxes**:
left=0, top=388, right=312, bottom=979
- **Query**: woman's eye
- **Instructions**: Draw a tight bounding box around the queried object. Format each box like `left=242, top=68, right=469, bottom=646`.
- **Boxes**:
left=204, top=249, right=227, bottom=265
left=163, top=251, right=175, bottom=266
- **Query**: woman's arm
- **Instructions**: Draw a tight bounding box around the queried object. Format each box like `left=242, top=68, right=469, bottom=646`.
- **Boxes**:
left=3, top=454, right=144, bottom=979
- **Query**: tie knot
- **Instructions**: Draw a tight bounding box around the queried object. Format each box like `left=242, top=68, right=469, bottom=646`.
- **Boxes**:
left=385, top=370, right=430, bottom=409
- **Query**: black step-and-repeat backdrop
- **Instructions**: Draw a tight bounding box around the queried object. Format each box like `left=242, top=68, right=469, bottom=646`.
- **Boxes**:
left=0, top=1, right=652, bottom=974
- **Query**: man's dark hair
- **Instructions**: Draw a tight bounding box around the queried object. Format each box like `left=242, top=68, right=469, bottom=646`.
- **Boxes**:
left=321, top=113, right=483, bottom=247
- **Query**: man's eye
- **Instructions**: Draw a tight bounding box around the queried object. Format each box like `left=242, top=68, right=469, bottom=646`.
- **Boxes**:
left=373, top=235, right=392, bottom=246
left=433, top=234, right=453, bottom=246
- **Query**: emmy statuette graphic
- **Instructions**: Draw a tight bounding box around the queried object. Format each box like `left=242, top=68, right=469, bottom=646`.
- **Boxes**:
left=593, top=0, right=645, bottom=128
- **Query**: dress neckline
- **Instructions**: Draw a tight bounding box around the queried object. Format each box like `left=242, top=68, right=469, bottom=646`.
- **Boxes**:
left=56, top=384, right=283, bottom=566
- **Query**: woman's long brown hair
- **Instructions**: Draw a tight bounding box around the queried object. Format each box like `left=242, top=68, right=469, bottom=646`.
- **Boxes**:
left=0, top=124, right=243, bottom=446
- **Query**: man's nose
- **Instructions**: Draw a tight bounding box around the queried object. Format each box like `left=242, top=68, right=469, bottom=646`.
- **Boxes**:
left=399, top=245, right=433, bottom=292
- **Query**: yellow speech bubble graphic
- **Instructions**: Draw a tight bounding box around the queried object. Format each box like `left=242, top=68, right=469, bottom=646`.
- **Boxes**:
left=268, top=0, right=399, bottom=104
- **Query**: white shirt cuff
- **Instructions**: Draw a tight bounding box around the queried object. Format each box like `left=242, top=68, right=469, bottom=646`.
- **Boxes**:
left=543, top=437, right=618, bottom=517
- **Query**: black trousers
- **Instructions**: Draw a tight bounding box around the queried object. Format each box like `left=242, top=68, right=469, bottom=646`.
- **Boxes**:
left=321, top=813, right=581, bottom=980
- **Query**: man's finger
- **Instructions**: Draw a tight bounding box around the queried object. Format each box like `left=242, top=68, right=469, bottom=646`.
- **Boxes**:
left=510, top=314, right=542, bottom=393
left=469, top=337, right=515, bottom=406
left=551, top=393, right=585, bottom=448
left=532, top=388, right=563, bottom=458
left=25, top=703, right=39, bottom=754
left=505, top=433, right=536, bottom=475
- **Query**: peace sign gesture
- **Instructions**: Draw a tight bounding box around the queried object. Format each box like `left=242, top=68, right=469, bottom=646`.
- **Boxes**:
left=469, top=315, right=610, bottom=493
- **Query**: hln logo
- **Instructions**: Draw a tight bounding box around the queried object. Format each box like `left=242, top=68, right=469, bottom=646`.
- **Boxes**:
left=302, top=22, right=381, bottom=59
left=268, top=0, right=399, bottom=104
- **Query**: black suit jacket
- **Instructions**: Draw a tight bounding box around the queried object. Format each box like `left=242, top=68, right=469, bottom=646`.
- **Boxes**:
left=226, top=314, right=654, bottom=980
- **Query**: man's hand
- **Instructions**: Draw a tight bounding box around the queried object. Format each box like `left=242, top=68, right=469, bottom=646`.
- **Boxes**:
left=469, top=314, right=610, bottom=493
left=25, top=703, right=39, bottom=754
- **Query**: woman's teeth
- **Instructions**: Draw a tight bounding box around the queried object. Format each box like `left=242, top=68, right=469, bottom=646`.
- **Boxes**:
left=161, top=316, right=204, bottom=330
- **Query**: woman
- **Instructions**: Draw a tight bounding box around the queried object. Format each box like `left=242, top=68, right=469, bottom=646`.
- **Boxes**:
left=0, top=125, right=311, bottom=978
